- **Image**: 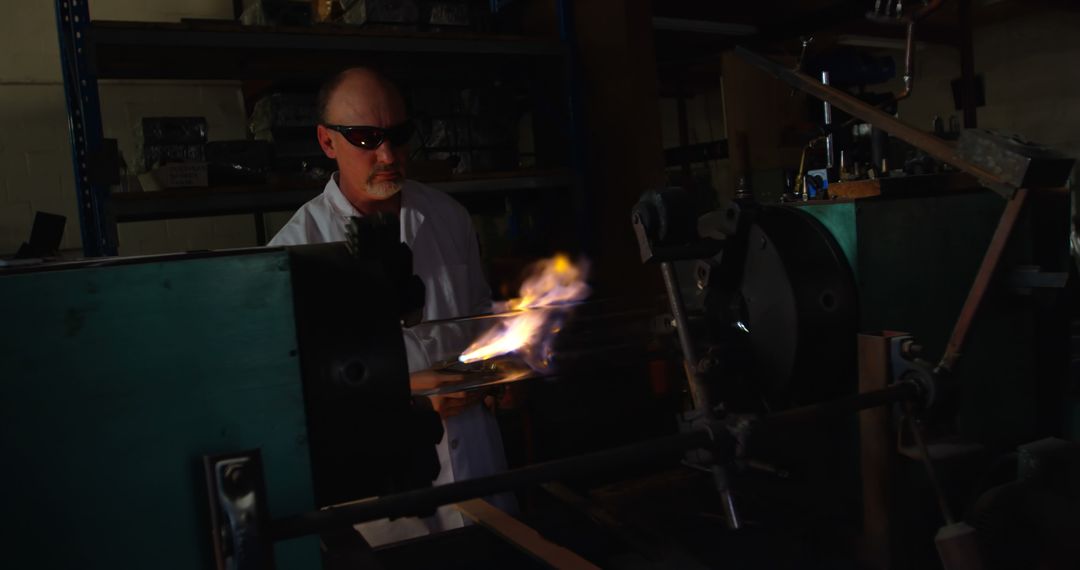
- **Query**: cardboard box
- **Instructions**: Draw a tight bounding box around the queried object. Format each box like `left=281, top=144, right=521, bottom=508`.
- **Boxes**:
left=150, top=162, right=209, bottom=189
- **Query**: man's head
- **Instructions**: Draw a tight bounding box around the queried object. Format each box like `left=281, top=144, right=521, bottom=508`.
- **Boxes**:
left=316, top=68, right=411, bottom=209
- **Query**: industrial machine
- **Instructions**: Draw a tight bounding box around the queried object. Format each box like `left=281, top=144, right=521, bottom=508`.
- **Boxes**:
left=624, top=41, right=1080, bottom=568
left=0, top=215, right=443, bottom=569
left=5, top=10, right=1080, bottom=563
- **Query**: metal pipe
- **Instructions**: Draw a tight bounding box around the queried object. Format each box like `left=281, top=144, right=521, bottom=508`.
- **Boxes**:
left=733, top=46, right=1015, bottom=197
left=660, top=261, right=712, bottom=415
left=897, top=20, right=916, bottom=101
left=869, top=0, right=947, bottom=103
left=272, top=426, right=719, bottom=541
left=270, top=384, right=915, bottom=541
left=757, top=382, right=918, bottom=429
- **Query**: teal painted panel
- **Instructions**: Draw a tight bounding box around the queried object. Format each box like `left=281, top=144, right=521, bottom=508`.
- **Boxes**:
left=798, top=193, right=1044, bottom=446
left=852, top=193, right=1040, bottom=447
left=799, top=201, right=858, bottom=280
left=0, top=251, right=318, bottom=569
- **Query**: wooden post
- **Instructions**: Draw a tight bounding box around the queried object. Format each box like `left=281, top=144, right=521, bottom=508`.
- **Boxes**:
left=858, top=332, right=906, bottom=569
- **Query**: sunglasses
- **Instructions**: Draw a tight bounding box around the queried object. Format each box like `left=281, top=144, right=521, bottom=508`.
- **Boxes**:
left=323, top=121, right=415, bottom=150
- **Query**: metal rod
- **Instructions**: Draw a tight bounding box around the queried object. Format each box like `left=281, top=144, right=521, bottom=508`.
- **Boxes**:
left=659, top=261, right=712, bottom=415
left=712, top=465, right=741, bottom=530
left=270, top=384, right=914, bottom=541
left=900, top=20, right=915, bottom=100
left=272, top=427, right=718, bottom=541
left=411, top=298, right=654, bottom=329
left=758, top=382, right=917, bottom=429
left=677, top=92, right=692, bottom=180
left=733, top=46, right=1014, bottom=197
left=411, top=301, right=590, bottom=328
left=822, top=71, right=834, bottom=170
left=906, top=403, right=956, bottom=525
left=938, top=188, right=1029, bottom=373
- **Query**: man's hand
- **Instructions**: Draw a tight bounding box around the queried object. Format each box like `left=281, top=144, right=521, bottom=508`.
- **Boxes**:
left=410, top=369, right=499, bottom=419
left=430, top=390, right=491, bottom=419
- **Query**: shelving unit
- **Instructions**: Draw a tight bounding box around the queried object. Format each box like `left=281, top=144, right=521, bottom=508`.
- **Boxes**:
left=108, top=170, right=574, bottom=243
left=56, top=2, right=584, bottom=256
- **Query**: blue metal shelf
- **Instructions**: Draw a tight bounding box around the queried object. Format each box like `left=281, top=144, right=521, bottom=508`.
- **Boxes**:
left=56, top=0, right=115, bottom=256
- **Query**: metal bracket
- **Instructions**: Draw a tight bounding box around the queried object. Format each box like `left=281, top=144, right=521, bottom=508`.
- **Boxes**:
left=888, top=335, right=937, bottom=410
left=631, top=188, right=726, bottom=263
left=1011, top=265, right=1069, bottom=295
left=204, top=450, right=274, bottom=570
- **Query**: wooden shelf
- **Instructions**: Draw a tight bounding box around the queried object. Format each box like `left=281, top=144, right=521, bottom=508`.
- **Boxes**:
left=826, top=172, right=977, bottom=200
left=110, top=171, right=574, bottom=222
left=90, top=20, right=566, bottom=80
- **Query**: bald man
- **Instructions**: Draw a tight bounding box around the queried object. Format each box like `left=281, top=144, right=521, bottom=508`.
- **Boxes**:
left=269, top=68, right=512, bottom=545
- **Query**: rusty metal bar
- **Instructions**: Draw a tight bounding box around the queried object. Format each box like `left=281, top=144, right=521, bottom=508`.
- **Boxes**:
left=937, top=188, right=1029, bottom=372
left=733, top=46, right=1014, bottom=197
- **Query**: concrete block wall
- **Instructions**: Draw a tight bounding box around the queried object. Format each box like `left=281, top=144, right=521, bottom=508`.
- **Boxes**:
left=0, top=0, right=294, bottom=257
left=658, top=84, right=731, bottom=199
left=898, top=9, right=1080, bottom=168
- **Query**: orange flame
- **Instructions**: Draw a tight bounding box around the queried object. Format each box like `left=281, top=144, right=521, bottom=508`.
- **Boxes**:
left=459, top=254, right=590, bottom=369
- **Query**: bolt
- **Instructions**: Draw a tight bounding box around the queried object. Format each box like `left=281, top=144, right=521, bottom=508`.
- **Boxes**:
left=900, top=340, right=924, bottom=358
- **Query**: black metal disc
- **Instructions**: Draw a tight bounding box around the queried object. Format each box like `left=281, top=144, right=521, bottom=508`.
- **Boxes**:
left=738, top=205, right=859, bottom=406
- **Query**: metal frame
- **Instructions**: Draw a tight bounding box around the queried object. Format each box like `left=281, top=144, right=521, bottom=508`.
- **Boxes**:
left=56, top=0, right=116, bottom=256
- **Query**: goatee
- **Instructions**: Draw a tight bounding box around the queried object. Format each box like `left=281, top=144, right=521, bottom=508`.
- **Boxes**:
left=366, top=178, right=402, bottom=199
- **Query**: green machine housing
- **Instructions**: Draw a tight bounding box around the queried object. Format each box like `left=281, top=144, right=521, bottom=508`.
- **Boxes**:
left=789, top=189, right=1075, bottom=445
left=0, top=243, right=428, bottom=569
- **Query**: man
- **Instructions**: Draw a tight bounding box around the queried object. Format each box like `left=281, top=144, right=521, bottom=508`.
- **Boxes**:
left=269, top=67, right=510, bottom=545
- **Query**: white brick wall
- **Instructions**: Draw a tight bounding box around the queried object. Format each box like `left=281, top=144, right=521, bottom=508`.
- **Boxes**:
left=900, top=10, right=1080, bottom=154
left=658, top=83, right=728, bottom=197
left=0, top=0, right=271, bottom=257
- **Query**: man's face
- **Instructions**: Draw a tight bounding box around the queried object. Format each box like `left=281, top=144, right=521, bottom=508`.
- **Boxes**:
left=317, top=74, right=410, bottom=203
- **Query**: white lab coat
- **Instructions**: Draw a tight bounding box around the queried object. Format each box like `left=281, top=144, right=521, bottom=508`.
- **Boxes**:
left=269, top=175, right=512, bottom=546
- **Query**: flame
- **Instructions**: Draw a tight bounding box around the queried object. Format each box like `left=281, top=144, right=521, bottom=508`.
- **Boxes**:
left=459, top=254, right=590, bottom=370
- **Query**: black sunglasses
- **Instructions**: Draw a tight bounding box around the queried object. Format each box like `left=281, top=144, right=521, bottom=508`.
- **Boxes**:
left=323, top=121, right=415, bottom=150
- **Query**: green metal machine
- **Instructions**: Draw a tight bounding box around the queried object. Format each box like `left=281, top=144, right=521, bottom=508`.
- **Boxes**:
left=0, top=230, right=433, bottom=568
left=796, top=190, right=1065, bottom=446
left=1, top=250, right=319, bottom=568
